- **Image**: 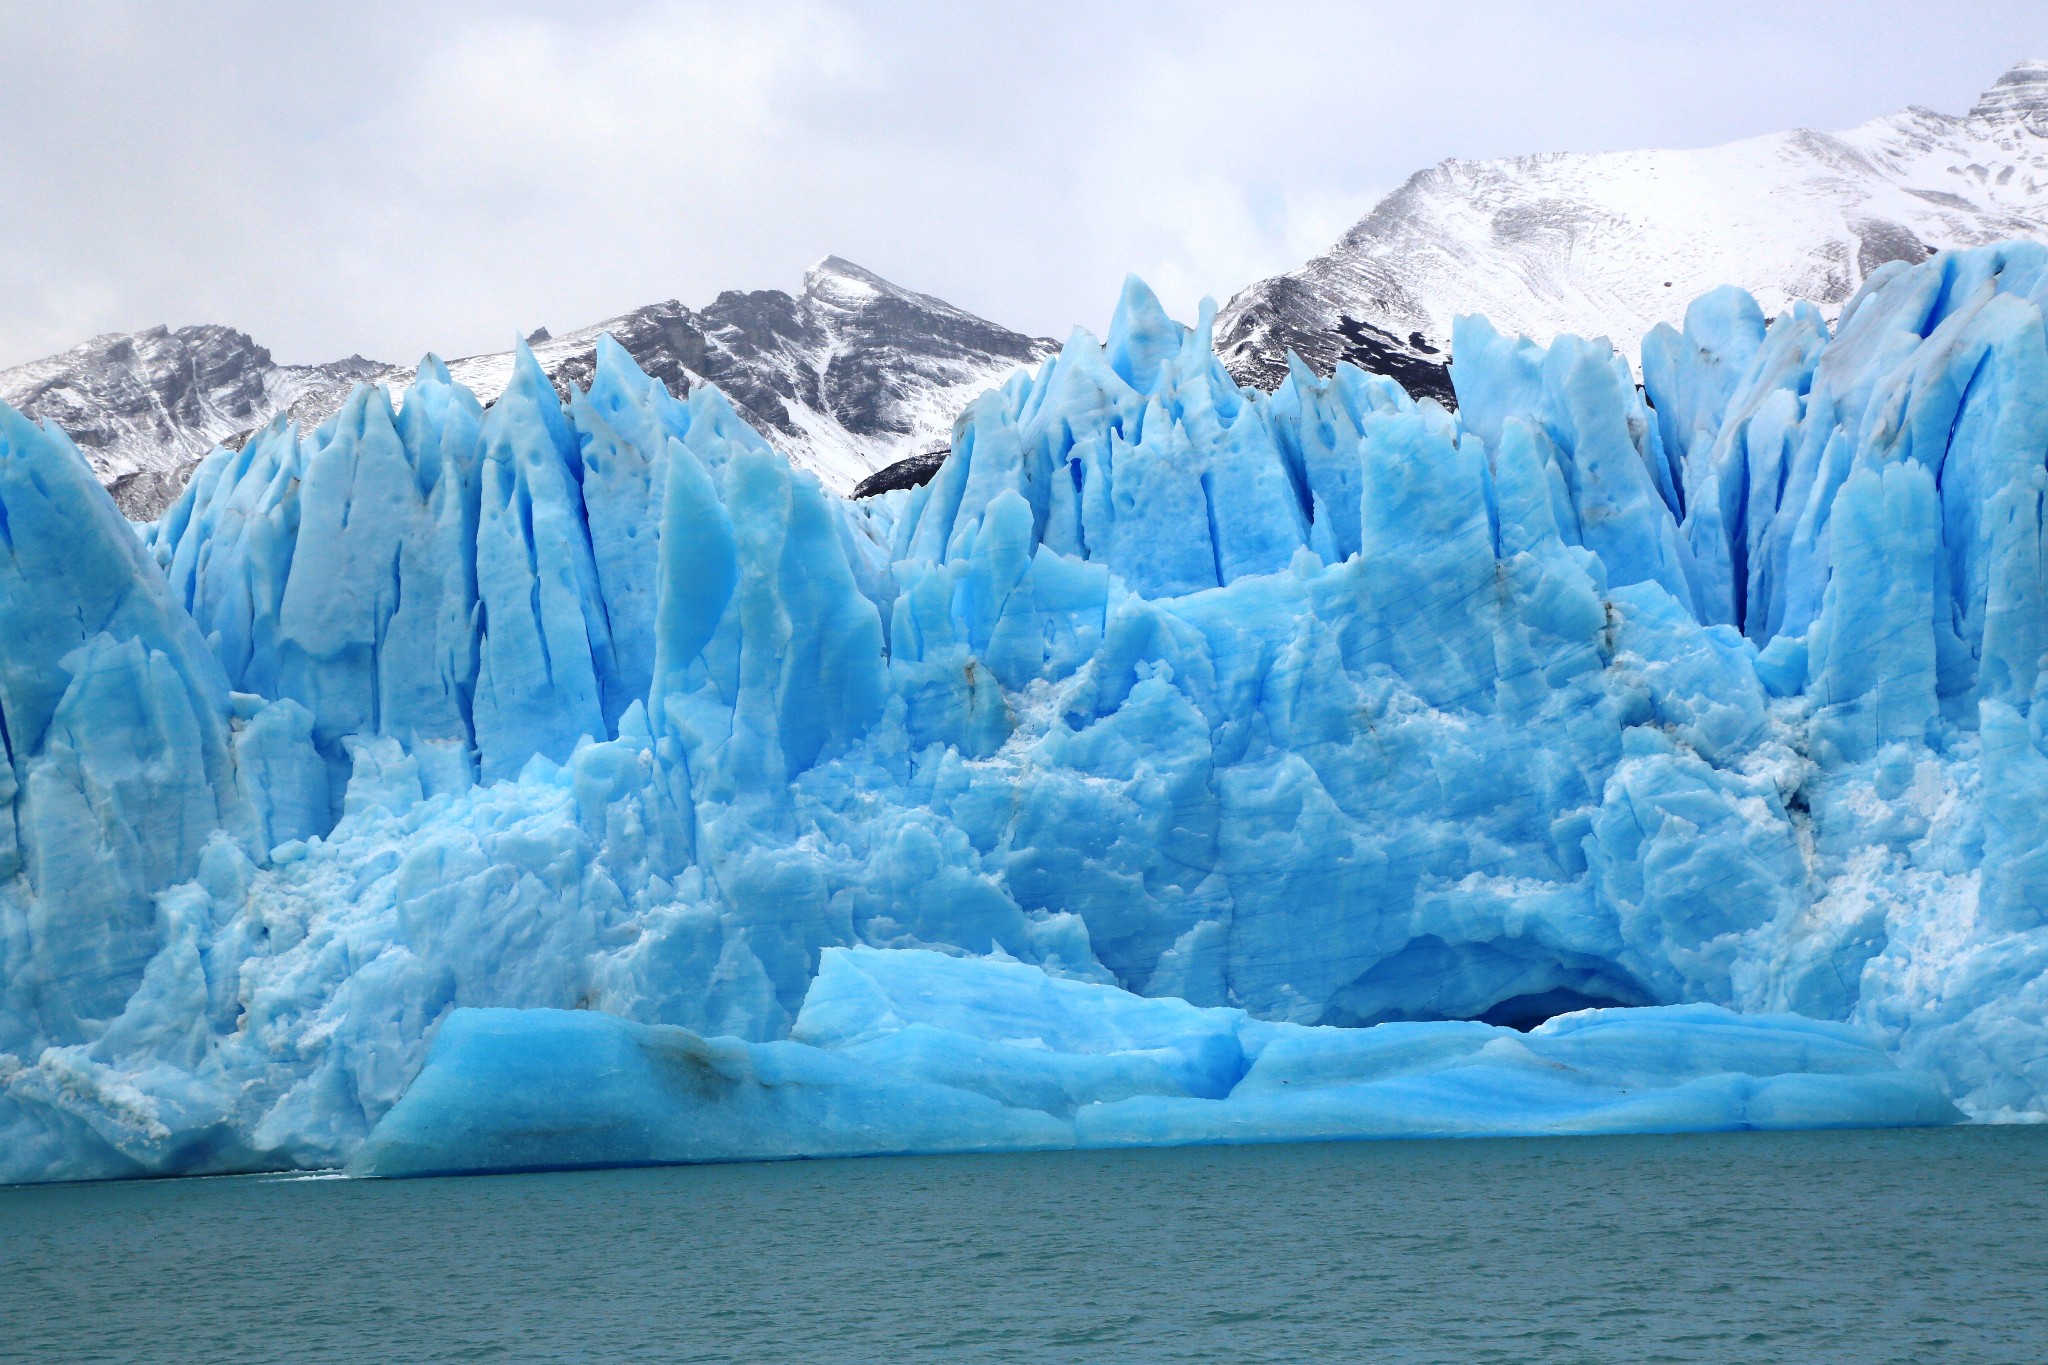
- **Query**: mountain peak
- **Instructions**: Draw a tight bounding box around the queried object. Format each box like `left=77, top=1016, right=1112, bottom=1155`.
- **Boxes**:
left=804, top=255, right=902, bottom=303
left=809, top=254, right=886, bottom=283
left=800, top=255, right=993, bottom=330
left=1218, top=59, right=2048, bottom=401
left=1970, top=59, right=2048, bottom=123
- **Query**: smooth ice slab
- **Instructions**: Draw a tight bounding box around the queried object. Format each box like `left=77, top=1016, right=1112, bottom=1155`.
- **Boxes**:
left=350, top=949, right=1958, bottom=1178
left=345, top=1005, right=1069, bottom=1177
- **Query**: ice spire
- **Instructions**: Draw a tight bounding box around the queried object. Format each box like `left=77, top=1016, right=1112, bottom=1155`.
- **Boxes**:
left=1104, top=276, right=1186, bottom=395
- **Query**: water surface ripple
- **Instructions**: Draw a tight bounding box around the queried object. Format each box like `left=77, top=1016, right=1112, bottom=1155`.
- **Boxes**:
left=5, top=1127, right=2044, bottom=1363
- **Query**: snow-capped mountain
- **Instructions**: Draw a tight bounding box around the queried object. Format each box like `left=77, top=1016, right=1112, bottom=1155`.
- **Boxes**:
left=1218, top=59, right=2048, bottom=400
left=0, top=256, right=1054, bottom=517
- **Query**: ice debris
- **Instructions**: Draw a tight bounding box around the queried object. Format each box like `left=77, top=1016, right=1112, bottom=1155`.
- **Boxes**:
left=8, top=245, right=2048, bottom=1184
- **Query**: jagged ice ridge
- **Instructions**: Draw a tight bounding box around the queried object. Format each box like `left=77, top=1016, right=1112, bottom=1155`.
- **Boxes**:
left=5, top=243, right=2048, bottom=1182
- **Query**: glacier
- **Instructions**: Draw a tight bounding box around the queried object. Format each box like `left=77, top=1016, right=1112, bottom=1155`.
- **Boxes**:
left=6, top=243, right=2048, bottom=1184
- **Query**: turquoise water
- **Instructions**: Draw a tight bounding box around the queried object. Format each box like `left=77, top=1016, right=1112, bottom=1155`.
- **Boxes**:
left=5, top=1127, right=2045, bottom=1363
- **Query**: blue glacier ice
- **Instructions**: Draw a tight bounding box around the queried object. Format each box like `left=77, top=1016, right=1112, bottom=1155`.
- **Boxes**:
left=8, top=244, right=2048, bottom=1184
left=348, top=947, right=1956, bottom=1178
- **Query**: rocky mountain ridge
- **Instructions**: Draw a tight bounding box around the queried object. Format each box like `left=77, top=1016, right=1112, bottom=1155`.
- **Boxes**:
left=0, top=257, right=1054, bottom=517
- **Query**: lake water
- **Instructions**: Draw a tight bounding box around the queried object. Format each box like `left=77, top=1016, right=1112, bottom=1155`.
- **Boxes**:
left=5, top=1126, right=2045, bottom=1363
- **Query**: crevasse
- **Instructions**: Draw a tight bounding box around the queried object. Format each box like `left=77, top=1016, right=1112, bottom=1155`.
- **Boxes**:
left=5, top=245, right=2048, bottom=1183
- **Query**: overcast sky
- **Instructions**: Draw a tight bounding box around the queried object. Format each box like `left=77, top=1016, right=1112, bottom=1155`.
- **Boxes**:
left=1, top=1, right=2042, bottom=368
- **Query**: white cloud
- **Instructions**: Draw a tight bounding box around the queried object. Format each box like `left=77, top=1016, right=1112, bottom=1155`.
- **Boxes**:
left=0, top=0, right=2041, bottom=367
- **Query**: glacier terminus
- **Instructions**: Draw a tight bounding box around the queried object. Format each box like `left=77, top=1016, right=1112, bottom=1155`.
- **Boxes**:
left=9, top=243, right=2048, bottom=1182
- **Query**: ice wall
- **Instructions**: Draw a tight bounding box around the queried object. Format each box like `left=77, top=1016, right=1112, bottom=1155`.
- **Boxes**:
left=6, top=244, right=2048, bottom=1183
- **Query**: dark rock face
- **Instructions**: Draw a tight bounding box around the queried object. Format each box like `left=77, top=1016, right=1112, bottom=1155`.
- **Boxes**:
left=4, top=325, right=271, bottom=454
left=804, top=259, right=1048, bottom=437
left=471, top=258, right=1053, bottom=492
left=1853, top=218, right=1934, bottom=278
left=1330, top=317, right=1455, bottom=408
left=852, top=449, right=948, bottom=499
left=516, top=300, right=715, bottom=411
left=0, top=325, right=393, bottom=518
left=614, top=259, right=1050, bottom=447
left=1219, top=282, right=1453, bottom=407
